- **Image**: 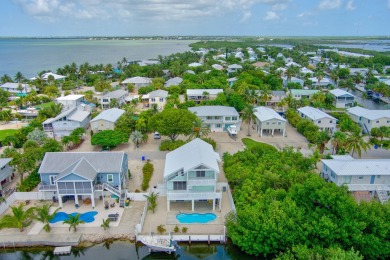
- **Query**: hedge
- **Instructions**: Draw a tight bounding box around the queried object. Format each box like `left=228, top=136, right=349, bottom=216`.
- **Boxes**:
left=160, top=140, right=187, bottom=151
left=141, top=161, right=154, bottom=191
left=16, top=169, right=40, bottom=192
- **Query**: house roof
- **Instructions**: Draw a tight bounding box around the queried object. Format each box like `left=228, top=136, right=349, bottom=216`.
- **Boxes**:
left=0, top=158, right=12, bottom=168
left=102, top=89, right=128, bottom=99
left=164, top=77, right=183, bottom=87
left=227, top=77, right=237, bottom=82
left=42, top=107, right=78, bottom=124
left=329, top=88, right=355, bottom=98
left=227, top=64, right=243, bottom=69
left=297, top=106, right=336, bottom=121
left=57, top=157, right=98, bottom=181
left=322, top=159, right=390, bottom=176
left=122, top=76, right=151, bottom=84
left=186, top=89, right=223, bottom=95
left=211, top=64, right=224, bottom=70
left=164, top=138, right=220, bottom=178
left=56, top=95, right=84, bottom=101
left=188, top=62, right=202, bottom=67
left=347, top=106, right=390, bottom=120
left=90, top=108, right=125, bottom=123
left=290, top=89, right=320, bottom=96
left=39, top=152, right=125, bottom=175
left=67, top=110, right=90, bottom=122
left=309, top=77, right=331, bottom=84
left=254, top=106, right=286, bottom=122
left=188, top=106, right=239, bottom=117
left=1, top=82, right=32, bottom=90
left=148, top=89, right=168, bottom=98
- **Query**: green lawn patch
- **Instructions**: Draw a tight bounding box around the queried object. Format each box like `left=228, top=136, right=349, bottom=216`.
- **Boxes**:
left=35, top=101, right=54, bottom=109
left=241, top=138, right=278, bottom=151
left=0, top=129, right=18, bottom=141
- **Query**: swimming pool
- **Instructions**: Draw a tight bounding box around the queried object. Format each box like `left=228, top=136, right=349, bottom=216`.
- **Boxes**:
left=176, top=213, right=217, bottom=224
left=49, top=211, right=98, bottom=223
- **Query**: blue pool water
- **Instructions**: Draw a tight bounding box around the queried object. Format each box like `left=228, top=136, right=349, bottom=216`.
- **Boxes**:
left=49, top=211, right=98, bottom=223
left=176, top=213, right=217, bottom=224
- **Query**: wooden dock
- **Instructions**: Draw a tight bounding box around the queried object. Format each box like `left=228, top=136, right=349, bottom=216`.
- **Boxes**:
left=53, top=246, right=72, bottom=255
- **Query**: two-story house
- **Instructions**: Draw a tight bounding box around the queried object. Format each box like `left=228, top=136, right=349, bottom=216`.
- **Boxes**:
left=321, top=156, right=390, bottom=203
left=90, top=108, right=125, bottom=132
left=347, top=106, right=390, bottom=133
left=289, top=89, right=320, bottom=100
left=186, top=89, right=223, bottom=104
left=56, top=95, right=85, bottom=111
left=142, top=90, right=168, bottom=110
left=0, top=158, right=13, bottom=193
left=99, top=89, right=128, bottom=109
left=38, top=152, right=128, bottom=208
left=188, top=106, right=241, bottom=132
left=0, top=82, right=34, bottom=94
left=164, top=77, right=183, bottom=88
left=329, top=88, right=355, bottom=108
left=164, top=138, right=222, bottom=211
left=297, top=106, right=337, bottom=132
left=121, top=76, right=152, bottom=88
left=254, top=106, right=286, bottom=137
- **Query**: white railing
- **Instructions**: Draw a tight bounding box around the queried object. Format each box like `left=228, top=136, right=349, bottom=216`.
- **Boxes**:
left=226, top=185, right=236, bottom=212
left=135, top=199, right=149, bottom=235
left=102, top=183, right=120, bottom=197
left=0, top=193, right=16, bottom=215
left=127, top=192, right=148, bottom=201
left=187, top=179, right=216, bottom=186
left=167, top=191, right=222, bottom=200
left=38, top=183, right=57, bottom=191
left=58, top=188, right=93, bottom=194
left=347, top=184, right=390, bottom=192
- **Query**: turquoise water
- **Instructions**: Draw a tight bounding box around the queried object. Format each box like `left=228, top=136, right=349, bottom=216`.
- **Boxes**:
left=0, top=38, right=195, bottom=77
left=49, top=211, right=98, bottom=223
left=176, top=213, right=217, bottom=224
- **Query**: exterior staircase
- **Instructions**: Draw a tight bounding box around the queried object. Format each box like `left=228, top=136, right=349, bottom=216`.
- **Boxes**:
left=98, top=183, right=127, bottom=207
left=376, top=187, right=389, bottom=204
left=102, top=183, right=121, bottom=197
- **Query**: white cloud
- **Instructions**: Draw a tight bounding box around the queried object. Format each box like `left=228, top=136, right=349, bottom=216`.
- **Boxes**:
left=240, top=11, right=252, bottom=23
left=388, top=0, right=390, bottom=8
left=297, top=11, right=314, bottom=18
left=318, top=0, right=341, bottom=10
left=346, top=0, right=356, bottom=10
left=264, top=11, right=280, bottom=21
left=271, top=3, right=287, bottom=11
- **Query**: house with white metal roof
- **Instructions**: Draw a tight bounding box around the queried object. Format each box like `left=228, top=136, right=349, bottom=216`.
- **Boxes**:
left=226, top=64, right=242, bottom=74
left=42, top=107, right=91, bottom=138
left=90, top=108, right=125, bottom=132
left=0, top=82, right=34, bottom=94
left=186, top=89, right=223, bottom=104
left=329, top=88, right=355, bottom=108
left=164, top=138, right=222, bottom=211
left=211, top=64, right=224, bottom=70
left=300, top=67, right=314, bottom=76
left=56, top=95, right=85, bottom=111
left=321, top=156, right=390, bottom=203
left=309, top=77, right=332, bottom=87
left=0, top=158, right=13, bottom=193
left=142, top=90, right=168, bottom=110
left=254, top=106, right=286, bottom=137
left=121, top=77, right=152, bottom=88
left=164, top=77, right=183, bottom=88
left=188, top=106, right=240, bottom=132
left=282, top=76, right=304, bottom=87
left=297, top=106, right=337, bottom=132
left=30, top=72, right=66, bottom=81
left=290, top=89, right=320, bottom=100
left=38, top=152, right=128, bottom=208
left=99, top=89, right=128, bottom=109
left=347, top=106, right=390, bottom=133
left=188, top=62, right=202, bottom=67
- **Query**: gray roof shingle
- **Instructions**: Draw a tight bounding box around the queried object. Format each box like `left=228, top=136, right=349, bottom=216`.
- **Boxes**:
left=90, top=108, right=125, bottom=123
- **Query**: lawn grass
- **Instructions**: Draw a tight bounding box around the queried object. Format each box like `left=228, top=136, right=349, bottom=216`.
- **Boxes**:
left=241, top=138, right=278, bottom=151
left=35, top=101, right=54, bottom=109
left=0, top=129, right=18, bottom=141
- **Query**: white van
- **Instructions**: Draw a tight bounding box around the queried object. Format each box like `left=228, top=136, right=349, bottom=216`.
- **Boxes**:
left=153, top=132, right=161, bottom=139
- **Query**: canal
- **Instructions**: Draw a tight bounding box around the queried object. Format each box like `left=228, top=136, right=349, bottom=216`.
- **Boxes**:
left=348, top=89, right=388, bottom=110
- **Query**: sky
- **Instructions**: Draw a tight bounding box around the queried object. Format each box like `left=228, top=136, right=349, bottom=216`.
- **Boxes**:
left=0, top=0, right=389, bottom=37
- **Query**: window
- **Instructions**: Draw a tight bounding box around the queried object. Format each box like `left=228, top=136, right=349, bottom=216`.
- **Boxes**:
left=216, top=124, right=222, bottom=128
left=330, top=120, right=333, bottom=123
left=214, top=116, right=221, bottom=120
left=232, top=117, right=238, bottom=121
left=225, top=117, right=231, bottom=121
left=196, top=171, right=205, bottom=178
left=330, top=172, right=335, bottom=178
left=266, top=122, right=269, bottom=125
left=278, top=122, right=281, bottom=125
left=207, top=116, right=213, bottom=120
left=159, top=98, right=164, bottom=102
left=376, top=120, right=379, bottom=123
left=49, top=175, right=57, bottom=185
left=387, top=120, right=390, bottom=123
left=173, top=181, right=187, bottom=190
left=343, top=176, right=351, bottom=184
left=318, top=120, right=321, bottom=123
left=151, top=98, right=155, bottom=102
left=368, top=120, right=371, bottom=123
left=358, top=176, right=364, bottom=180
left=107, top=174, right=113, bottom=183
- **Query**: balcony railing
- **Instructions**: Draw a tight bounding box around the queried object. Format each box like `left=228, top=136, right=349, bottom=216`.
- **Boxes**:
left=167, top=191, right=222, bottom=200
left=187, top=178, right=216, bottom=186
left=38, top=183, right=57, bottom=191
left=58, top=188, right=93, bottom=194
left=346, top=184, right=390, bottom=192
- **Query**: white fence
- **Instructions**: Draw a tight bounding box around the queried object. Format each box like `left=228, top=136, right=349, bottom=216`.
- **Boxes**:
left=226, top=185, right=236, bottom=212
left=127, top=192, right=148, bottom=201
left=135, top=198, right=149, bottom=235
left=0, top=192, right=54, bottom=216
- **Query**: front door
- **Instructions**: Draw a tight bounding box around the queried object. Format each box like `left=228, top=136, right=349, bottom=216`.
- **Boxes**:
left=370, top=175, right=375, bottom=184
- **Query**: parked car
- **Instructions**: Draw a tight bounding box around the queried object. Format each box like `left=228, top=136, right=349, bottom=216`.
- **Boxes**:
left=154, top=132, right=161, bottom=139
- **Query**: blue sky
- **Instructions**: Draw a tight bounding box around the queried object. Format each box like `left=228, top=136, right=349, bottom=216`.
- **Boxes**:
left=0, top=0, right=389, bottom=37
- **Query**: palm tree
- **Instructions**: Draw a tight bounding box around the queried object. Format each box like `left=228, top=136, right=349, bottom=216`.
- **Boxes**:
left=259, top=88, right=272, bottom=106
left=144, top=192, right=159, bottom=213
left=314, top=131, right=331, bottom=154
left=1, top=74, right=13, bottom=84
left=130, top=130, right=143, bottom=149
left=329, top=70, right=339, bottom=87
left=240, top=104, right=256, bottom=136
left=346, top=132, right=371, bottom=158
left=101, top=218, right=110, bottom=230
left=0, top=204, right=36, bottom=232
left=63, top=213, right=84, bottom=232
left=331, top=131, right=347, bottom=155
left=34, top=204, right=60, bottom=232
left=315, top=69, right=325, bottom=86
left=191, top=117, right=211, bottom=138
left=14, top=71, right=25, bottom=83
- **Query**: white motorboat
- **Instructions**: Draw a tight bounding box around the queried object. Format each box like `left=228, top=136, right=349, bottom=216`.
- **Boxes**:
left=227, top=125, right=237, bottom=136
left=140, top=236, right=178, bottom=253
left=16, top=107, right=39, bottom=117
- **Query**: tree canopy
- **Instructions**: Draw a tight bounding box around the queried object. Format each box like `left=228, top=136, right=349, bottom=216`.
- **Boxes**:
left=91, top=130, right=128, bottom=149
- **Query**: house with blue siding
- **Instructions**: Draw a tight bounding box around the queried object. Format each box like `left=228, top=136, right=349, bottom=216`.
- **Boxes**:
left=38, top=152, right=128, bottom=208
left=164, top=138, right=222, bottom=211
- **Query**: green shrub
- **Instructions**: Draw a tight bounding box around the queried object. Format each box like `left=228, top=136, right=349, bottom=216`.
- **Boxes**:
left=159, top=139, right=187, bottom=151
left=141, top=161, right=154, bottom=191
left=16, top=169, right=40, bottom=192
left=174, top=225, right=180, bottom=233
left=181, top=227, right=188, bottom=233
left=201, top=137, right=217, bottom=150
left=157, top=224, right=166, bottom=234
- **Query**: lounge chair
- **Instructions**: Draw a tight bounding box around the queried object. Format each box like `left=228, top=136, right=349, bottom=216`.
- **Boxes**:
left=108, top=213, right=119, bottom=218
left=108, top=216, right=118, bottom=222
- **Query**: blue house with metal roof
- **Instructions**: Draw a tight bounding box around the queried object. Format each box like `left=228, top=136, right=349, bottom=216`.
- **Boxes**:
left=38, top=152, right=128, bottom=208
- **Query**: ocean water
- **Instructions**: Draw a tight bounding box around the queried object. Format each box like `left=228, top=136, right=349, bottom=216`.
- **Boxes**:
left=0, top=38, right=195, bottom=78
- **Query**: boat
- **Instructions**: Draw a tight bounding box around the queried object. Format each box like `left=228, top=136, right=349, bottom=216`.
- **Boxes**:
left=227, top=125, right=238, bottom=137
left=16, top=107, right=39, bottom=117
left=140, top=236, right=178, bottom=254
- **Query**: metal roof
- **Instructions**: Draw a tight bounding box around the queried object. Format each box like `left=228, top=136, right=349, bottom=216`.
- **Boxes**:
left=90, top=108, right=125, bottom=123
left=122, top=77, right=151, bottom=84
left=42, top=107, right=78, bottom=124
left=227, top=64, right=242, bottom=69
left=148, top=89, right=168, bottom=98
left=164, top=77, right=183, bottom=87
left=39, top=152, right=125, bottom=174
left=347, top=106, right=390, bottom=120
left=164, top=138, right=220, bottom=178
left=322, top=159, right=390, bottom=176
left=57, top=157, right=98, bottom=181
left=254, top=106, right=286, bottom=122
left=290, top=89, right=320, bottom=96
left=297, top=106, right=336, bottom=121
left=329, top=88, right=355, bottom=97
left=103, top=89, right=128, bottom=99
left=0, top=158, right=12, bottom=168
left=187, top=89, right=223, bottom=95
left=56, top=95, right=84, bottom=101
left=67, top=110, right=90, bottom=122
left=188, top=106, right=239, bottom=117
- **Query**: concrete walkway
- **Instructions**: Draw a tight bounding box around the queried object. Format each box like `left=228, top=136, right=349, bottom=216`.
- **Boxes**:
left=0, top=233, right=81, bottom=247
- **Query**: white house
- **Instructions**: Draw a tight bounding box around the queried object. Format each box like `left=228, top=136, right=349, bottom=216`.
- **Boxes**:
left=42, top=107, right=91, bottom=138
left=30, top=72, right=66, bottom=81
left=90, top=108, right=125, bottom=132
left=254, top=106, right=286, bottom=137
left=297, top=106, right=337, bottom=132
left=0, top=158, right=14, bottom=193
left=309, top=77, right=332, bottom=87
left=226, top=64, right=242, bottom=74
left=321, top=156, right=390, bottom=203
left=329, top=88, right=355, bottom=108
left=164, top=138, right=222, bottom=211
left=286, top=61, right=301, bottom=67
left=0, top=82, right=33, bottom=94
left=121, top=77, right=152, bottom=88
left=290, top=89, right=320, bottom=100
left=142, top=89, right=168, bottom=110
left=347, top=106, right=390, bottom=133
left=188, top=62, right=202, bottom=67
left=164, top=77, right=183, bottom=88
left=56, top=95, right=85, bottom=111
left=300, top=67, right=314, bottom=76
left=188, top=106, right=241, bottom=132
left=99, top=89, right=128, bottom=109
left=211, top=64, right=224, bottom=71
left=282, top=77, right=304, bottom=87
left=186, top=89, right=223, bottom=103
